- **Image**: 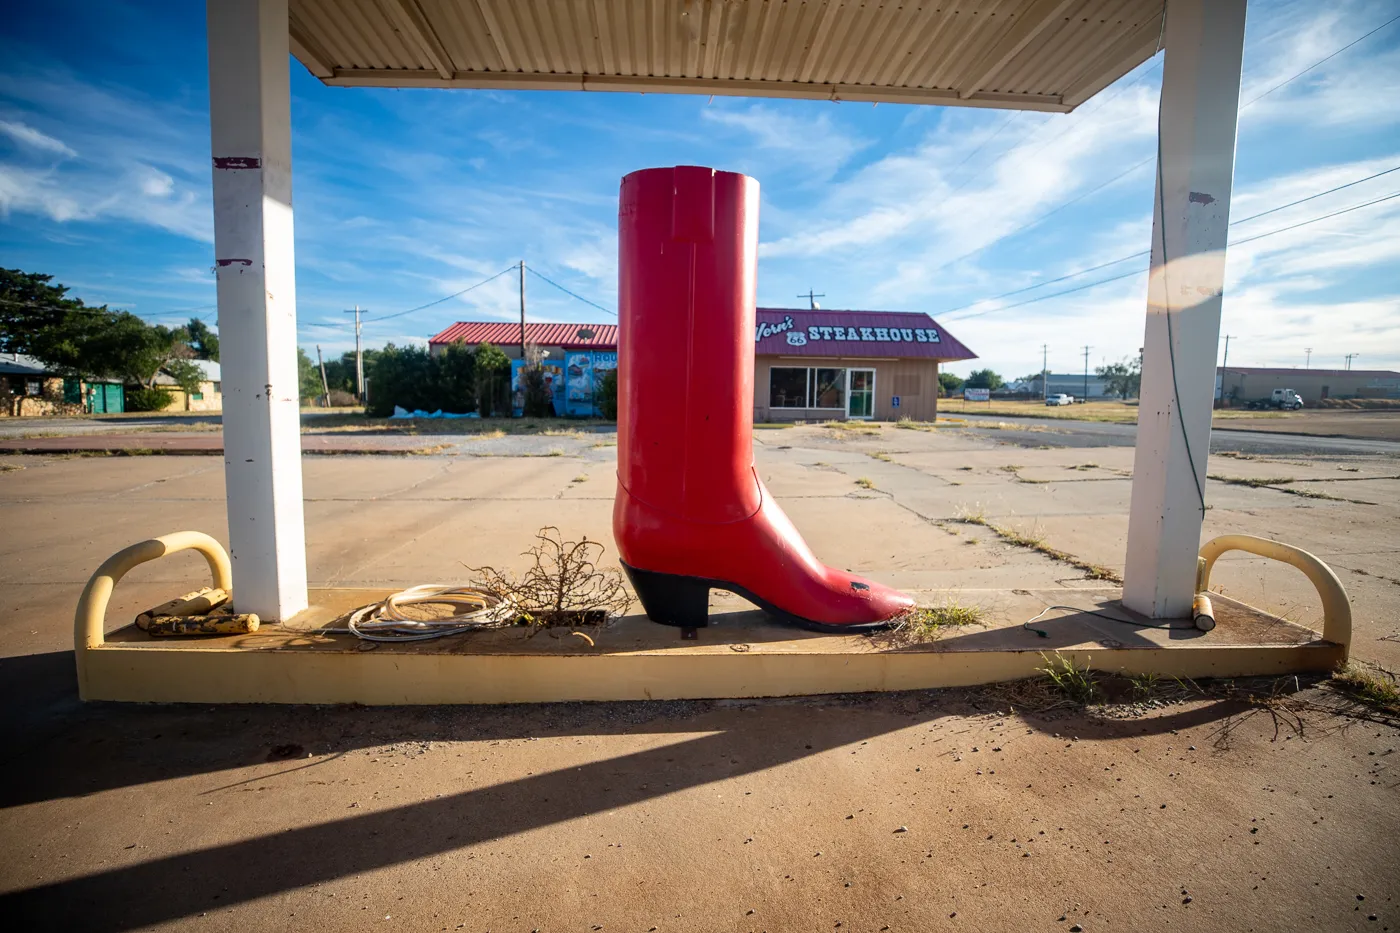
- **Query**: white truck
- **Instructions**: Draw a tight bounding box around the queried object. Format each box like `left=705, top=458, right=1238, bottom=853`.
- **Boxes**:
left=1045, top=393, right=1074, bottom=406
left=1244, top=388, right=1304, bottom=411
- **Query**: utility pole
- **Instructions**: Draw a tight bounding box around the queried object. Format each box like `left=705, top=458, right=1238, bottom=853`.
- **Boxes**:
left=342, top=304, right=364, bottom=402
left=1345, top=353, right=1358, bottom=370
left=1041, top=344, right=1049, bottom=401
left=519, top=260, right=527, bottom=358
left=1082, top=345, right=1092, bottom=400
left=316, top=345, right=330, bottom=408
left=798, top=289, right=825, bottom=310
left=1220, top=335, right=1233, bottom=405
left=1304, top=347, right=1312, bottom=369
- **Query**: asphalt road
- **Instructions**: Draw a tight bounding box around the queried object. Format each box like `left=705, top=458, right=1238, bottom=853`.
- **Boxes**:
left=953, top=411, right=1400, bottom=457
left=5, top=411, right=1398, bottom=458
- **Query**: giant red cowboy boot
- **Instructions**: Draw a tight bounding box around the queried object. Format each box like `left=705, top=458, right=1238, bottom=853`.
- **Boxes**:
left=612, top=166, right=914, bottom=631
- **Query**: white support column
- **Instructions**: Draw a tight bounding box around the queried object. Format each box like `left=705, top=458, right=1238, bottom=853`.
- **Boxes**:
left=1124, top=0, right=1247, bottom=619
left=207, top=0, right=308, bottom=621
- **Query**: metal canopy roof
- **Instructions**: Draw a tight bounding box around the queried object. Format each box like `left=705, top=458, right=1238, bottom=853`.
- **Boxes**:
left=289, top=0, right=1165, bottom=113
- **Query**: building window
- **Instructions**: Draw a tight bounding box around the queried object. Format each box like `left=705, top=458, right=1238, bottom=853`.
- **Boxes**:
left=190, top=392, right=204, bottom=401
left=814, top=368, right=846, bottom=409
left=769, top=367, right=809, bottom=408
left=26, top=379, right=41, bottom=396
left=769, top=367, right=850, bottom=410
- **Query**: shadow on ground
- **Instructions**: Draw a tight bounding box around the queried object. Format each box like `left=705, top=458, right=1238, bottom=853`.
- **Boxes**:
left=0, top=646, right=1259, bottom=932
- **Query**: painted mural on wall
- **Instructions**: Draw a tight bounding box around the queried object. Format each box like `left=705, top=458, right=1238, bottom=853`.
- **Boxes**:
left=565, top=350, right=617, bottom=417
left=511, top=359, right=567, bottom=417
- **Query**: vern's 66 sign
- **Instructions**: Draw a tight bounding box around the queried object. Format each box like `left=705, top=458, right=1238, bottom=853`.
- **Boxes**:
left=756, top=314, right=941, bottom=347
left=748, top=309, right=973, bottom=362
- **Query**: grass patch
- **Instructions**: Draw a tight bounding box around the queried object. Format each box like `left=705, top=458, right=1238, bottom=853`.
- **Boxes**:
left=753, top=423, right=795, bottom=429
left=895, top=600, right=984, bottom=639
left=1330, top=663, right=1399, bottom=716
left=957, top=465, right=974, bottom=471
left=952, top=514, right=1122, bottom=583
left=869, top=450, right=893, bottom=462
left=571, top=474, right=588, bottom=483
left=825, top=420, right=881, bottom=436
left=854, top=477, right=876, bottom=490
left=1069, top=462, right=1100, bottom=471
left=1208, top=474, right=1376, bottom=504
left=941, top=399, right=1140, bottom=424
left=1038, top=652, right=1101, bottom=704
left=1207, top=474, right=1296, bottom=487
left=894, top=417, right=936, bottom=431
left=303, top=415, right=613, bottom=437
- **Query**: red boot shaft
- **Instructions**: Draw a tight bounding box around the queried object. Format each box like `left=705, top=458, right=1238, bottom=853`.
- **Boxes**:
left=614, top=166, right=912, bottom=630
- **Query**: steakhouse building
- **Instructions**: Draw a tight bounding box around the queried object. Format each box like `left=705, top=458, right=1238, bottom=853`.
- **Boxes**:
left=753, top=308, right=977, bottom=423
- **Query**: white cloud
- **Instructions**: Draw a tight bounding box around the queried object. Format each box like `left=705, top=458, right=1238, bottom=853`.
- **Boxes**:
left=0, top=119, right=76, bottom=157
left=701, top=103, right=869, bottom=182
left=138, top=167, right=174, bottom=197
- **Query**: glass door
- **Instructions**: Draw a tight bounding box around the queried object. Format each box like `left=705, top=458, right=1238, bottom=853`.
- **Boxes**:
left=847, top=369, right=875, bottom=419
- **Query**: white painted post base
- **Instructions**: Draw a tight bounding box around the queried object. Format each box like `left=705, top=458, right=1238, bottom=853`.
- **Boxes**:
left=207, top=0, right=308, bottom=621
left=1123, top=0, right=1247, bottom=619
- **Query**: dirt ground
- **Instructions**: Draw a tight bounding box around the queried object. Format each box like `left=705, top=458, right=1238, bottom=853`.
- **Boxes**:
left=1, top=423, right=1397, bottom=931
left=1213, top=410, right=1400, bottom=441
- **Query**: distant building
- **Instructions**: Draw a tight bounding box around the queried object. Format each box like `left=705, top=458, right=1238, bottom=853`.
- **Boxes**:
left=152, top=360, right=224, bottom=412
left=1017, top=373, right=1112, bottom=398
left=0, top=354, right=124, bottom=416
left=1216, top=367, right=1400, bottom=404
left=430, top=310, right=978, bottom=421
left=752, top=308, right=976, bottom=422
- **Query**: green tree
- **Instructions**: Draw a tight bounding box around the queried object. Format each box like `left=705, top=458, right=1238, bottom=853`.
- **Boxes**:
left=964, top=368, right=1004, bottom=391
left=163, top=358, right=206, bottom=394
left=1096, top=354, right=1142, bottom=399
left=0, top=268, right=148, bottom=380
left=186, top=318, right=220, bottom=361
left=937, top=371, right=964, bottom=397
left=297, top=347, right=323, bottom=402
left=435, top=341, right=478, bottom=414
left=598, top=367, right=618, bottom=420
left=474, top=342, right=511, bottom=417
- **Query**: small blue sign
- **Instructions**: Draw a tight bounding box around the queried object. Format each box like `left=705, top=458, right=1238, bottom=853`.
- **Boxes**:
left=891, top=396, right=901, bottom=408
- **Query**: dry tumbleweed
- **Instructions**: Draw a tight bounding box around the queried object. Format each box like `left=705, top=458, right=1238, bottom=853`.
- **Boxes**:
left=469, top=526, right=631, bottom=632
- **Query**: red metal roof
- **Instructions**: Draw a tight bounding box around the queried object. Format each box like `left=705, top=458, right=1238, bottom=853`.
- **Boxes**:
left=430, top=321, right=618, bottom=348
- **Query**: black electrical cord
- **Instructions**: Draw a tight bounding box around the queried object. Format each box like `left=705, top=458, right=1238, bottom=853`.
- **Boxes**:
left=1022, top=605, right=1188, bottom=638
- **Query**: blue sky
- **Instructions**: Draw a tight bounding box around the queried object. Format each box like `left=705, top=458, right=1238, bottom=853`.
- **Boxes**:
left=2, top=0, right=1397, bottom=380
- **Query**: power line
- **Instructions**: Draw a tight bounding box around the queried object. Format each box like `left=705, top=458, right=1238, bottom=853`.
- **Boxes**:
left=362, top=265, right=517, bottom=323
left=939, top=164, right=1400, bottom=317
left=524, top=266, right=616, bottom=316
left=944, top=189, right=1400, bottom=321
left=1241, top=11, right=1400, bottom=107
left=921, top=12, right=1399, bottom=280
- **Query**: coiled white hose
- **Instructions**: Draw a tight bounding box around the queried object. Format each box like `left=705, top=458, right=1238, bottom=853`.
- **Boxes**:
left=344, top=584, right=516, bottom=642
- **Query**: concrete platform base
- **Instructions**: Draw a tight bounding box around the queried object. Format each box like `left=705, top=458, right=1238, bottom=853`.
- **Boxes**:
left=78, top=587, right=1344, bottom=705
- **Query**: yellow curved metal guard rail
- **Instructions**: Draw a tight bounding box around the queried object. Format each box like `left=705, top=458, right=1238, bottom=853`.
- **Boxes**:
left=1198, top=534, right=1351, bottom=660
left=74, top=532, right=233, bottom=696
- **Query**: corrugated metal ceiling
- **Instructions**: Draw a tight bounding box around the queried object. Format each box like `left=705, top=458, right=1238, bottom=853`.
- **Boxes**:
left=289, top=0, right=1164, bottom=112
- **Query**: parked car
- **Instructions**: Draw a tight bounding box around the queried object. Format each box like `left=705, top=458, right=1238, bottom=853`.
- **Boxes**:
left=1046, top=393, right=1074, bottom=406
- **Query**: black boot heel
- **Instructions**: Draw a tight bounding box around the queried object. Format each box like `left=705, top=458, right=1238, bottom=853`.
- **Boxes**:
left=622, top=563, right=712, bottom=628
